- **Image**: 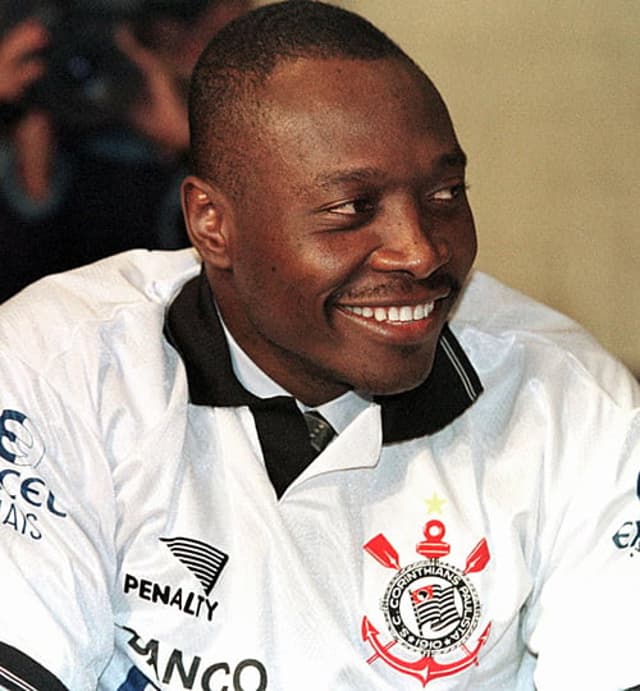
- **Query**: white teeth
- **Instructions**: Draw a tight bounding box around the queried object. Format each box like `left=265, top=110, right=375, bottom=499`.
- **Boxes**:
left=374, top=307, right=387, bottom=322
left=399, top=306, right=413, bottom=322
left=344, top=302, right=435, bottom=323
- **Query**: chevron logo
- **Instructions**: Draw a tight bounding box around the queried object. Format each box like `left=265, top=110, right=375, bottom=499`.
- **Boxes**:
left=160, top=536, right=229, bottom=595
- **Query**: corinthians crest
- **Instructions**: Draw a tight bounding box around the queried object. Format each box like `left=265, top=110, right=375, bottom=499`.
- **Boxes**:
left=361, top=519, right=492, bottom=686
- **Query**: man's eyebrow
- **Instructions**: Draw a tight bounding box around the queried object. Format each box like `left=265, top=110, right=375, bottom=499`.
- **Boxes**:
left=311, top=150, right=468, bottom=191
left=313, top=167, right=384, bottom=190
left=439, top=149, right=467, bottom=169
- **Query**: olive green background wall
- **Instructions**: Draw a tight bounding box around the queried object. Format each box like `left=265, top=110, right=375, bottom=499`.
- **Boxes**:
left=333, top=1, right=638, bottom=374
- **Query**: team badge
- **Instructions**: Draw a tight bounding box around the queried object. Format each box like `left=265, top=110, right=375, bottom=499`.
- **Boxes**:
left=362, top=519, right=491, bottom=686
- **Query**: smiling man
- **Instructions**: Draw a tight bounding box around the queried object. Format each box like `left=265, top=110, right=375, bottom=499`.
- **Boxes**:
left=0, top=2, right=638, bottom=690
left=184, top=44, right=476, bottom=404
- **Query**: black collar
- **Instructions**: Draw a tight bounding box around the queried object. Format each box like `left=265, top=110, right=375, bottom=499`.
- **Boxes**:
left=164, top=270, right=483, bottom=444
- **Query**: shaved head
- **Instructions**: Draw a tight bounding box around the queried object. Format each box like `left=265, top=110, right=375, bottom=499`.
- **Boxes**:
left=188, top=0, right=432, bottom=198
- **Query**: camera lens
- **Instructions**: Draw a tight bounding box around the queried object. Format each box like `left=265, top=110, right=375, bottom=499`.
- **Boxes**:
left=30, top=12, right=144, bottom=130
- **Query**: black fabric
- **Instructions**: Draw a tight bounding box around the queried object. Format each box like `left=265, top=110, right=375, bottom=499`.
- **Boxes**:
left=0, top=642, right=68, bottom=691
left=164, top=270, right=248, bottom=407
left=165, top=273, right=318, bottom=498
left=164, top=270, right=483, bottom=495
left=251, top=396, right=317, bottom=498
left=376, top=326, right=483, bottom=442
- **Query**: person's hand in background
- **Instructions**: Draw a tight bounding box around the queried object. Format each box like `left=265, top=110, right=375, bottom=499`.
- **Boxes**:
left=0, top=19, right=56, bottom=204
left=0, top=18, right=48, bottom=103
left=115, top=26, right=189, bottom=160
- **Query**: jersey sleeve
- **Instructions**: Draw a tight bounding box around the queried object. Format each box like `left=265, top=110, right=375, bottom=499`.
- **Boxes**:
left=522, top=366, right=640, bottom=690
left=0, top=348, right=116, bottom=689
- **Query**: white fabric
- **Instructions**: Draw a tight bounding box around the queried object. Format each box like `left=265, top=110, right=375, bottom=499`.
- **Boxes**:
left=0, top=248, right=638, bottom=690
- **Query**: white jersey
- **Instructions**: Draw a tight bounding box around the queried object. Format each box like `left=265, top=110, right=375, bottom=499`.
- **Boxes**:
left=0, top=249, right=638, bottom=691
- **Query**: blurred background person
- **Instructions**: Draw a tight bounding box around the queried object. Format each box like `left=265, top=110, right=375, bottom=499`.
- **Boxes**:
left=0, top=0, right=250, bottom=302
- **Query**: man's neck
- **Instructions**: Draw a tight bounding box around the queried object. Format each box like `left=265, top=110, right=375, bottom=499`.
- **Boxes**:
left=218, top=308, right=371, bottom=434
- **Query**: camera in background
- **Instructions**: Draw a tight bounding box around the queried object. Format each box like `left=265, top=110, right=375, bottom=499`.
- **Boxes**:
left=0, top=0, right=144, bottom=131
left=0, top=0, right=225, bottom=132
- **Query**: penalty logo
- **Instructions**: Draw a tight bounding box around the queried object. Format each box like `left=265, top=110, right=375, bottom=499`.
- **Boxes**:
left=362, top=519, right=491, bottom=687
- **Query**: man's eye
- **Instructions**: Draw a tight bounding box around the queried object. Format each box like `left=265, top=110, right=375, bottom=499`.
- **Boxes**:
left=328, top=197, right=376, bottom=216
left=430, top=183, right=468, bottom=202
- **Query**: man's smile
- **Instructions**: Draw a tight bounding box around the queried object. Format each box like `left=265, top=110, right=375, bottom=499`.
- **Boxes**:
left=341, top=301, right=435, bottom=323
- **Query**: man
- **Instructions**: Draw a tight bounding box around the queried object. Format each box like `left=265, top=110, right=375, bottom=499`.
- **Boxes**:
left=0, top=2, right=638, bottom=689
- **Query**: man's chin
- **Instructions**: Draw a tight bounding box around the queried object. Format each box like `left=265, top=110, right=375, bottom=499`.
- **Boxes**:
left=352, top=357, right=436, bottom=398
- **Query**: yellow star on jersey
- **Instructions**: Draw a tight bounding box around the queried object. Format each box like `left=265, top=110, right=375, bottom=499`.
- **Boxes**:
left=425, top=492, right=447, bottom=515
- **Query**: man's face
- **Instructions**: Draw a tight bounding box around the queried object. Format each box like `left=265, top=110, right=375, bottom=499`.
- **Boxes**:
left=208, top=57, right=477, bottom=405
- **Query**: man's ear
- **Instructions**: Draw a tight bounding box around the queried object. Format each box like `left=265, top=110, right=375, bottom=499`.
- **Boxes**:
left=181, top=175, right=233, bottom=269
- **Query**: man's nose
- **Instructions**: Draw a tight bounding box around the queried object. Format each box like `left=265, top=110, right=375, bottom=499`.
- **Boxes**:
left=369, top=200, right=450, bottom=278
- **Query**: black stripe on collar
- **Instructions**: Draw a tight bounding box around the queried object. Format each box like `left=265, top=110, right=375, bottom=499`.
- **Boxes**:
left=376, top=326, right=483, bottom=442
left=164, top=270, right=483, bottom=442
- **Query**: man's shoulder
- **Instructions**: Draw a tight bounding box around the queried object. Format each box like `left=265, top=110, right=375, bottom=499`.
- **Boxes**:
left=453, top=271, right=584, bottom=337
left=0, top=248, right=201, bottom=368
left=452, top=272, right=639, bottom=407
